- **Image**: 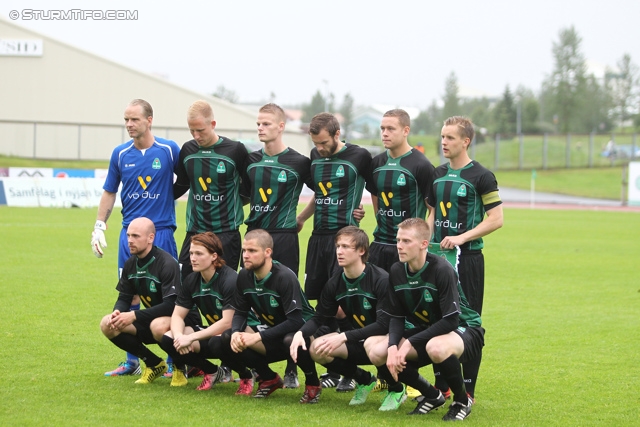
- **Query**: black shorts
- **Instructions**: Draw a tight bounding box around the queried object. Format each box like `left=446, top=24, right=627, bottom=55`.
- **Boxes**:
left=179, top=230, right=242, bottom=278
left=458, top=252, right=485, bottom=315
left=368, top=241, right=399, bottom=272
left=344, top=340, right=372, bottom=366
left=403, top=326, right=485, bottom=366
left=304, top=232, right=340, bottom=300
left=132, top=321, right=157, bottom=345
left=455, top=325, right=484, bottom=363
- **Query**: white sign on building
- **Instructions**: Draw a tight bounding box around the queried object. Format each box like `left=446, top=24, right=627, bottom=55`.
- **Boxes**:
left=0, top=39, right=43, bottom=56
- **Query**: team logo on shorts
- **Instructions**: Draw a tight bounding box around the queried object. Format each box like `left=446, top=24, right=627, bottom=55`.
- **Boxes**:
left=152, top=158, right=161, bottom=170
left=217, top=161, right=226, bottom=173
left=396, top=173, right=406, bottom=186
left=457, top=184, right=467, bottom=197
left=336, top=165, right=345, bottom=178
left=277, top=170, right=287, bottom=182
left=423, top=289, right=433, bottom=302
left=269, top=296, right=279, bottom=308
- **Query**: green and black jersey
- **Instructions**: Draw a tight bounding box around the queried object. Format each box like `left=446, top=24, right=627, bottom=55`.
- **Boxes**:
left=242, top=148, right=312, bottom=231
left=366, top=149, right=435, bottom=244
left=115, top=246, right=185, bottom=322
left=427, top=161, right=502, bottom=251
left=232, top=261, right=314, bottom=341
left=388, top=253, right=482, bottom=349
left=309, top=143, right=371, bottom=232
left=299, top=263, right=391, bottom=342
left=177, top=265, right=258, bottom=327
left=174, top=137, right=249, bottom=233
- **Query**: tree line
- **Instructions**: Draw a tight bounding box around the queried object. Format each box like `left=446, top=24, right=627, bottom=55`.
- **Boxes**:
left=214, top=26, right=638, bottom=140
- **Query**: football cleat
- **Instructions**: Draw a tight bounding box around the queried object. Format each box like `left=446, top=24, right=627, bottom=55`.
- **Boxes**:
left=135, top=360, right=168, bottom=384
left=349, top=376, right=377, bottom=405
left=253, top=374, right=284, bottom=398
left=408, top=391, right=446, bottom=415
left=104, top=360, right=141, bottom=376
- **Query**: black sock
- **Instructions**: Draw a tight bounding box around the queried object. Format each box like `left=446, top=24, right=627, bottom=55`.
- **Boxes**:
left=439, top=355, right=467, bottom=404
left=290, top=337, right=319, bottom=386
left=110, top=333, right=162, bottom=366
left=208, top=334, right=252, bottom=379
left=323, top=358, right=361, bottom=382
left=375, top=365, right=403, bottom=393
left=461, top=349, right=482, bottom=398
left=433, top=364, right=450, bottom=392
left=240, top=348, right=276, bottom=381
left=397, top=365, right=440, bottom=399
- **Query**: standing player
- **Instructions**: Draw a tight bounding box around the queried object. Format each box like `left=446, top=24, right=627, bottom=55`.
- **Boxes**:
left=173, top=100, right=250, bottom=277
left=99, top=218, right=199, bottom=384
left=365, top=218, right=482, bottom=420
left=290, top=226, right=408, bottom=411
left=366, top=109, right=435, bottom=273
left=296, top=113, right=371, bottom=392
left=242, top=103, right=313, bottom=276
left=228, top=230, right=320, bottom=403
left=157, top=232, right=256, bottom=391
left=427, top=116, right=503, bottom=402
left=241, top=103, right=312, bottom=387
left=365, top=109, right=435, bottom=397
left=92, top=99, right=180, bottom=376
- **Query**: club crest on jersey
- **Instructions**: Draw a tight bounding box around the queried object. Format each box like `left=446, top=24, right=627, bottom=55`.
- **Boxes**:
left=277, top=170, right=287, bottom=182
left=457, top=184, right=467, bottom=197
left=217, top=161, right=226, bottom=173
left=362, top=298, right=372, bottom=309
left=149, top=283, right=157, bottom=292
left=336, top=165, right=345, bottom=178
left=269, top=296, right=279, bottom=308
left=216, top=300, right=223, bottom=310
left=423, top=289, right=433, bottom=302
left=396, top=173, right=407, bottom=186
left=152, top=158, right=161, bottom=170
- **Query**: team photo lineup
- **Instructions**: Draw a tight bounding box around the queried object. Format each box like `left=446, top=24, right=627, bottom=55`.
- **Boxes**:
left=92, top=98, right=503, bottom=422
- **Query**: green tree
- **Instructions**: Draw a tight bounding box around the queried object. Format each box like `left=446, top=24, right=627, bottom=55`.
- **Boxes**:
left=541, top=26, right=588, bottom=133
left=339, top=93, right=355, bottom=140
left=213, top=85, right=239, bottom=103
left=441, top=72, right=460, bottom=120
left=413, top=100, right=441, bottom=134
left=608, top=53, right=639, bottom=129
left=492, top=86, right=517, bottom=137
left=514, top=86, right=540, bottom=134
left=302, top=90, right=333, bottom=122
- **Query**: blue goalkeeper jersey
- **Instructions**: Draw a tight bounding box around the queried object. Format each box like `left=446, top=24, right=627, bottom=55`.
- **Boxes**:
left=103, top=137, right=180, bottom=229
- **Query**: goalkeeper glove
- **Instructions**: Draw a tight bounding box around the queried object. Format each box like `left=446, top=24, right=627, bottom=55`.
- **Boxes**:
left=91, top=220, right=108, bottom=258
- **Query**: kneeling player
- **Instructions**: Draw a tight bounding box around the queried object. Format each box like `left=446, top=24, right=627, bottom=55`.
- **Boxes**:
left=290, top=226, right=410, bottom=411
left=228, top=230, right=320, bottom=402
left=157, top=232, right=255, bottom=392
left=99, top=218, right=199, bottom=384
left=365, top=218, right=482, bottom=421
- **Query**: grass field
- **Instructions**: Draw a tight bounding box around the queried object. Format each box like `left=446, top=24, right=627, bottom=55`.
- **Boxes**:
left=1, top=202, right=639, bottom=426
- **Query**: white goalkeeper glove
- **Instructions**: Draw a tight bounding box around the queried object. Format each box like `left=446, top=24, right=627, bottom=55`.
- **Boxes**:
left=91, top=220, right=108, bottom=258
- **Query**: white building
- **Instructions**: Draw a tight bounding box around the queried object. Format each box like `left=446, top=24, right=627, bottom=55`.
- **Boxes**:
left=0, top=17, right=310, bottom=160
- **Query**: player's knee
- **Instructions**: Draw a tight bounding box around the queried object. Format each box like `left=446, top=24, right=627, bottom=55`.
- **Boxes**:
left=149, top=317, right=170, bottom=341
left=100, top=315, right=113, bottom=336
left=367, top=346, right=386, bottom=366
left=426, top=341, right=449, bottom=363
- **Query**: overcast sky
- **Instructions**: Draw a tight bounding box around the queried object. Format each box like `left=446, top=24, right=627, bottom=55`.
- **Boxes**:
left=3, top=0, right=639, bottom=109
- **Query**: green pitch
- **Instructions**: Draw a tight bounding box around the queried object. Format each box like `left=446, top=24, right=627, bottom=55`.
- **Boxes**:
left=0, top=203, right=638, bottom=426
